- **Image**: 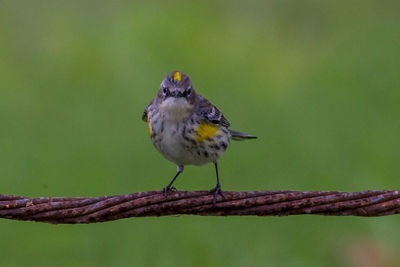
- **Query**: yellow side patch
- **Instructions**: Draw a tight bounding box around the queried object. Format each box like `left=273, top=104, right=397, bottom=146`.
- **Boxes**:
left=195, top=122, right=221, bottom=142
left=173, top=72, right=181, bottom=82
left=147, top=117, right=152, bottom=136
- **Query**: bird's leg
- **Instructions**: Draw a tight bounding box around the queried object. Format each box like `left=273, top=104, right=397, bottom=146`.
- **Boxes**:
left=163, top=165, right=184, bottom=196
left=209, top=162, right=225, bottom=205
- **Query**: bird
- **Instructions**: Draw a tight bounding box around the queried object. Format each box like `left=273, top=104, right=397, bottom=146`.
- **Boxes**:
left=142, top=71, right=257, bottom=204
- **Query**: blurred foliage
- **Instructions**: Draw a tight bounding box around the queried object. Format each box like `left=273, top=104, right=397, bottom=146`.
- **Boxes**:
left=0, top=0, right=399, bottom=266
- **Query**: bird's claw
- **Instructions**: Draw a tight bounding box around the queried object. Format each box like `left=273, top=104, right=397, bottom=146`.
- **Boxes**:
left=209, top=184, right=225, bottom=206
left=163, top=185, right=177, bottom=196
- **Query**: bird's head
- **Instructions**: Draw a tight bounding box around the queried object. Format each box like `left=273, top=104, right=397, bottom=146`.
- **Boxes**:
left=157, top=71, right=196, bottom=115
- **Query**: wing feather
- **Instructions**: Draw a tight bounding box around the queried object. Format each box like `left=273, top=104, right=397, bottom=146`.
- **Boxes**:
left=142, top=99, right=155, bottom=122
left=197, top=96, right=230, bottom=128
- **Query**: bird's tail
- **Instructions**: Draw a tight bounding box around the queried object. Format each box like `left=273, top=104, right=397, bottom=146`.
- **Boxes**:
left=229, top=130, right=257, bottom=141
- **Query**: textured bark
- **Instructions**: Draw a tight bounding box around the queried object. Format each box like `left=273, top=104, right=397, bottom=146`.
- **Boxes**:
left=1, top=190, right=399, bottom=224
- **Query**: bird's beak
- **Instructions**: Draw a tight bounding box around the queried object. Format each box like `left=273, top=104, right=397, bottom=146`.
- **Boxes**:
left=170, top=90, right=187, bottom=98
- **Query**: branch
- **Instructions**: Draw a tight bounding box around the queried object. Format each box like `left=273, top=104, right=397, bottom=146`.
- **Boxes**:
left=1, top=190, right=399, bottom=224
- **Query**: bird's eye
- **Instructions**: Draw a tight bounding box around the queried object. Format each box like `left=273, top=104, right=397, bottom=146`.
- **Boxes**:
left=163, top=88, right=170, bottom=96
left=186, top=88, right=192, bottom=96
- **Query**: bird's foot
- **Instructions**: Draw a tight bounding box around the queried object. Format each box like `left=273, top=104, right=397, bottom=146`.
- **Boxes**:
left=209, top=184, right=225, bottom=206
left=163, top=185, right=177, bottom=196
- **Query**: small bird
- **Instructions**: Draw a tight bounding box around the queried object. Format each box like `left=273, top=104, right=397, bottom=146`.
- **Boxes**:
left=142, top=71, right=257, bottom=203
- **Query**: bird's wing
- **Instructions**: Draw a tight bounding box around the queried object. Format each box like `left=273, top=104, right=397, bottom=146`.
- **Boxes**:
left=196, top=95, right=231, bottom=128
left=142, top=99, right=155, bottom=122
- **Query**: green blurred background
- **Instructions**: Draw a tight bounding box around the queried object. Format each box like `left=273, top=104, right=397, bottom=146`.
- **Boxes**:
left=0, top=0, right=399, bottom=266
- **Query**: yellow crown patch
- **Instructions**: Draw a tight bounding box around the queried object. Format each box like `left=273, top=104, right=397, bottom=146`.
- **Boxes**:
left=173, top=72, right=181, bottom=82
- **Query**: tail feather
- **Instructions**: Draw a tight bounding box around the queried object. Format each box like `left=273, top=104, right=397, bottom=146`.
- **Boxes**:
left=229, top=130, right=257, bottom=141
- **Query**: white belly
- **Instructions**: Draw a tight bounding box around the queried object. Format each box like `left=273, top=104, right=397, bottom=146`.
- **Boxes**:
left=148, top=99, right=230, bottom=166
left=154, top=121, right=212, bottom=166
